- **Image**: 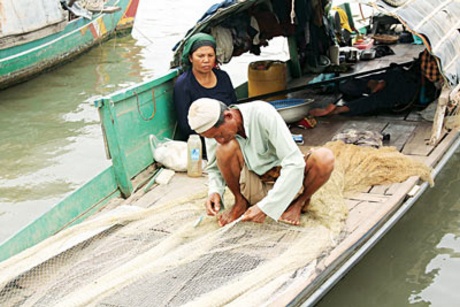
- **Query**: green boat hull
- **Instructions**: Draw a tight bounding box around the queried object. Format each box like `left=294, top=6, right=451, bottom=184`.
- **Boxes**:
left=0, top=68, right=180, bottom=261
left=0, top=0, right=139, bottom=90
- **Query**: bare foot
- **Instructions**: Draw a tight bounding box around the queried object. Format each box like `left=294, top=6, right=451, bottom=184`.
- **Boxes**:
left=331, top=105, right=350, bottom=115
left=301, top=198, right=311, bottom=213
left=368, top=80, right=386, bottom=93
left=218, top=201, right=248, bottom=227
left=279, top=203, right=302, bottom=226
left=309, top=103, right=337, bottom=117
left=279, top=197, right=312, bottom=225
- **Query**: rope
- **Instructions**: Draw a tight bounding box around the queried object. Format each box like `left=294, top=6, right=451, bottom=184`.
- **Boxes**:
left=134, top=90, right=157, bottom=121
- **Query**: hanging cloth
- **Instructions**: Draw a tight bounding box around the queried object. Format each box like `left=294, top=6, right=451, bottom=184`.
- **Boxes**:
left=331, top=6, right=352, bottom=33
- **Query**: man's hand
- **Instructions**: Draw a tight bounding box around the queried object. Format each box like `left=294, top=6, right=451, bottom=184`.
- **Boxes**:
left=206, top=193, right=222, bottom=216
left=242, top=205, right=266, bottom=223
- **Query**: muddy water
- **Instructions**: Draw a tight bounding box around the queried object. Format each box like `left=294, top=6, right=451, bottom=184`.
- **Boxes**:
left=0, top=0, right=219, bottom=241
left=0, top=0, right=459, bottom=305
left=318, top=147, right=460, bottom=306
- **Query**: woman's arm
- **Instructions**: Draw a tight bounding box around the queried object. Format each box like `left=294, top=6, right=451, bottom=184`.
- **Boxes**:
left=173, top=74, right=195, bottom=139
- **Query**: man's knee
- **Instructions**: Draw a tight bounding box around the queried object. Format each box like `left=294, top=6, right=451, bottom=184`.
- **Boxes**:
left=307, top=148, right=335, bottom=176
left=216, top=139, right=242, bottom=164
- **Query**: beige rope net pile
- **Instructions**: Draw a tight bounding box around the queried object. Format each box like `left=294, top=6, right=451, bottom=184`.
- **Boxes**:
left=78, top=0, right=106, bottom=11
left=0, top=141, right=433, bottom=306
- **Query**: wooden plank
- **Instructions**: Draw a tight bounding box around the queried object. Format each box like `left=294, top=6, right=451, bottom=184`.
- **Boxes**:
left=346, top=201, right=383, bottom=233
left=293, top=118, right=348, bottom=147
left=369, top=184, right=390, bottom=194
left=423, top=130, right=460, bottom=168
left=272, top=176, right=419, bottom=306
left=385, top=176, right=418, bottom=196
left=430, top=87, right=450, bottom=145
left=133, top=174, right=208, bottom=209
left=405, top=109, right=425, bottom=121
left=339, top=119, right=388, bottom=133
left=382, top=122, right=417, bottom=151
left=402, top=122, right=434, bottom=156
left=296, top=118, right=390, bottom=149
left=345, top=199, right=361, bottom=210
left=99, top=100, right=133, bottom=197
left=347, top=193, right=389, bottom=203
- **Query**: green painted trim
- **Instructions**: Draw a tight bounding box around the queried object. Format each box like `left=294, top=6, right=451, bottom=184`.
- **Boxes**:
left=235, top=82, right=248, bottom=100
left=96, top=69, right=180, bottom=106
left=0, top=0, right=134, bottom=89
left=0, top=166, right=120, bottom=262
left=287, top=36, right=302, bottom=78
left=94, top=68, right=180, bottom=193
left=98, top=103, right=133, bottom=197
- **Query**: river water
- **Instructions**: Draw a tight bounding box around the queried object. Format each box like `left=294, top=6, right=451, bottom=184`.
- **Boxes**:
left=318, top=148, right=460, bottom=306
left=0, top=0, right=459, bottom=305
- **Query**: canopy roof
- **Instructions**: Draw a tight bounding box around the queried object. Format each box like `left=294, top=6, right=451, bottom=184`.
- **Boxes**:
left=0, top=0, right=66, bottom=39
left=171, top=0, right=460, bottom=88
left=372, top=0, right=460, bottom=87
left=171, top=0, right=269, bottom=68
left=0, top=0, right=67, bottom=49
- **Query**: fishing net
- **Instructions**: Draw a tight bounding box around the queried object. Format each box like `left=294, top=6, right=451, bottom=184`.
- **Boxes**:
left=78, top=0, right=105, bottom=11
left=0, top=141, right=433, bottom=306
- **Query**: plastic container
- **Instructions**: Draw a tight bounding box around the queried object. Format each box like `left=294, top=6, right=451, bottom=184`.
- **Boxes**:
left=187, top=134, right=202, bottom=177
left=248, top=60, right=287, bottom=101
left=269, top=98, right=314, bottom=123
left=353, top=38, right=374, bottom=50
left=329, top=44, right=340, bottom=65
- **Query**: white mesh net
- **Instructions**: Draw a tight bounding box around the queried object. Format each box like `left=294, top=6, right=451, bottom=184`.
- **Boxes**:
left=0, top=141, right=433, bottom=306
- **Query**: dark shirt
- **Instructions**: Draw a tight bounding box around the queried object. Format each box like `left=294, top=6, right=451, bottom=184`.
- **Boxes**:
left=340, top=67, right=419, bottom=116
left=173, top=68, right=236, bottom=140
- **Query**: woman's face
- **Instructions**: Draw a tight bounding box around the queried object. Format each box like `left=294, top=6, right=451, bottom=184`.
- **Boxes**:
left=189, top=46, right=216, bottom=73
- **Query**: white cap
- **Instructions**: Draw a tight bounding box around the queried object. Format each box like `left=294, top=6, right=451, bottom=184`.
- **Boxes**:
left=188, top=98, right=222, bottom=133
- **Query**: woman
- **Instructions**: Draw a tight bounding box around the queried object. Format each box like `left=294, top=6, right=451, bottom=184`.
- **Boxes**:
left=173, top=33, right=237, bottom=142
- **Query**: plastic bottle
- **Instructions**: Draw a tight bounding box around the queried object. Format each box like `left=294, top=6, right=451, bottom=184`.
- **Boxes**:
left=329, top=44, right=340, bottom=65
left=187, top=134, right=202, bottom=177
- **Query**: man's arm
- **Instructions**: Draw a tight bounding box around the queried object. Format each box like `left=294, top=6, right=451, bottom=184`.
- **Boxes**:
left=254, top=104, right=306, bottom=221
left=204, top=137, right=226, bottom=199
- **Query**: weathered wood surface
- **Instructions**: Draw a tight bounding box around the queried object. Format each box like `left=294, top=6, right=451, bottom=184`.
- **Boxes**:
left=93, top=42, right=457, bottom=305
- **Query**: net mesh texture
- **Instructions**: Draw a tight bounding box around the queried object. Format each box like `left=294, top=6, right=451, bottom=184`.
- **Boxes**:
left=0, top=141, right=433, bottom=306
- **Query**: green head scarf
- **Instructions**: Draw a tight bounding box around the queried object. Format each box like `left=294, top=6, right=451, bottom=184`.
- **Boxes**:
left=181, top=33, right=216, bottom=70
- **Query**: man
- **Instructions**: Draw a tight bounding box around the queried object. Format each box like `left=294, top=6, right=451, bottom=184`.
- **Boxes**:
left=309, top=48, right=443, bottom=117
left=187, top=98, right=335, bottom=226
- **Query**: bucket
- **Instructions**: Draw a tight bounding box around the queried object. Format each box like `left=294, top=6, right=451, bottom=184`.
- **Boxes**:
left=248, top=60, right=287, bottom=101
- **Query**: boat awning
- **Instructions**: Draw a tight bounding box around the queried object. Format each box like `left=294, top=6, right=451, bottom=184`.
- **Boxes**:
left=0, top=0, right=67, bottom=49
left=171, top=0, right=278, bottom=69
left=372, top=0, right=460, bottom=87
left=171, top=0, right=460, bottom=89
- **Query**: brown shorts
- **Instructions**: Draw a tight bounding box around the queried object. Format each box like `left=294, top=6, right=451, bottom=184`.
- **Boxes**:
left=240, top=151, right=312, bottom=205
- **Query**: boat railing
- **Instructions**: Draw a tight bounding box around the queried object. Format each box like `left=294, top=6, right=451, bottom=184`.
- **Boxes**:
left=0, top=68, right=181, bottom=262
left=93, top=69, right=181, bottom=197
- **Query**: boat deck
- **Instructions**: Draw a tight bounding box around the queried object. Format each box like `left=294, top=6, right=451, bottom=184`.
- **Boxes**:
left=90, top=43, right=459, bottom=304
left=1, top=43, right=459, bottom=306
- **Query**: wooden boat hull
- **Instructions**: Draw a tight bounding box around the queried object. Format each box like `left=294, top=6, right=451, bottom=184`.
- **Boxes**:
left=0, top=44, right=459, bottom=304
left=0, top=0, right=459, bottom=305
left=0, top=0, right=139, bottom=90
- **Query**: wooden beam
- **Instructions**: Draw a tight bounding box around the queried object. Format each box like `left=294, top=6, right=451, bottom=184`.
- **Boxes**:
left=430, top=85, right=450, bottom=145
